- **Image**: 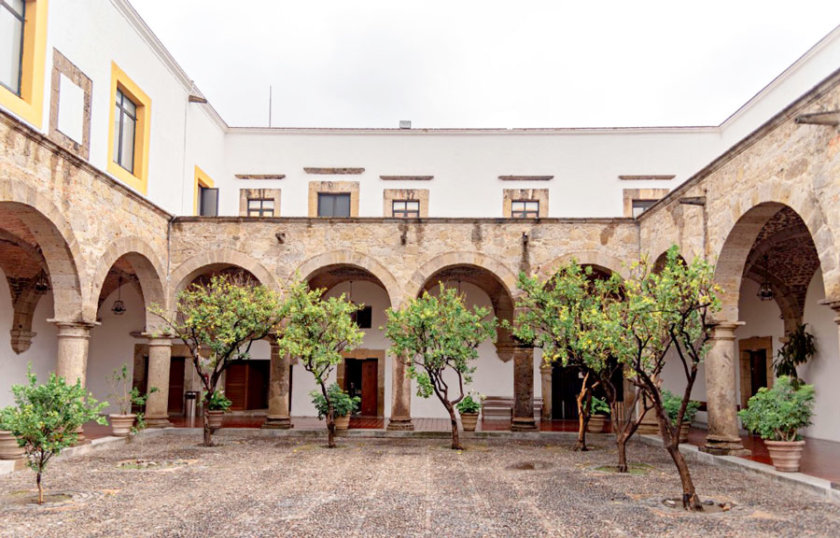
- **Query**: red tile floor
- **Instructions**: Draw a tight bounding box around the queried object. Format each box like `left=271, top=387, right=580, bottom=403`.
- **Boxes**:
left=84, top=416, right=840, bottom=485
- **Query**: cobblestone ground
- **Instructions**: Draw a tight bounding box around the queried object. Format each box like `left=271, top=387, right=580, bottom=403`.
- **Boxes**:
left=1, top=431, right=839, bottom=537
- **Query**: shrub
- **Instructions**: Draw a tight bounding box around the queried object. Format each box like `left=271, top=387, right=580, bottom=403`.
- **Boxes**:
left=738, top=376, right=815, bottom=441
left=589, top=396, right=610, bottom=416
left=456, top=392, right=482, bottom=414
left=205, top=390, right=232, bottom=412
left=310, top=384, right=359, bottom=419
left=662, top=390, right=700, bottom=426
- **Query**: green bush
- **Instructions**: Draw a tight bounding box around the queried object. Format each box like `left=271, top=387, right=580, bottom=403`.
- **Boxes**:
left=205, top=390, right=232, bottom=412
left=662, top=390, right=700, bottom=426
left=0, top=367, right=107, bottom=504
left=738, top=376, right=815, bottom=441
left=589, top=396, right=610, bottom=416
left=310, top=384, right=360, bottom=419
left=456, top=392, right=482, bottom=414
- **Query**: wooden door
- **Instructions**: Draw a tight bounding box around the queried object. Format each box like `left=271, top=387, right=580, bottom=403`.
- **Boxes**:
left=246, top=361, right=269, bottom=410
left=360, top=359, right=378, bottom=416
left=168, top=357, right=186, bottom=414
left=225, top=363, right=248, bottom=411
left=738, top=336, right=774, bottom=409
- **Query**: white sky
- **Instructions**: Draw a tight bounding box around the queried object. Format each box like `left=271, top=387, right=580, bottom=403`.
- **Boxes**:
left=131, top=1, right=840, bottom=128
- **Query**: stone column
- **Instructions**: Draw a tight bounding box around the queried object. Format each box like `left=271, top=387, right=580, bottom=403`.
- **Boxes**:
left=511, top=345, right=537, bottom=431
left=144, top=337, right=173, bottom=427
left=702, top=321, right=749, bottom=455
left=263, top=341, right=292, bottom=429
left=52, top=321, right=95, bottom=444
left=387, top=353, right=414, bottom=430
left=540, top=363, right=552, bottom=420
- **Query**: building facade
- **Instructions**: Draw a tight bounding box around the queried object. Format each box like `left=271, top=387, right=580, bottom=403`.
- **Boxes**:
left=2, top=1, right=840, bottom=450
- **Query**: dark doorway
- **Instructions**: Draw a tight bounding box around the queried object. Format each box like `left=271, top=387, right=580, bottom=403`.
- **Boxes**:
left=551, top=365, right=583, bottom=419
left=225, top=361, right=270, bottom=411
left=168, top=357, right=186, bottom=414
left=749, top=349, right=768, bottom=399
left=344, top=358, right=378, bottom=416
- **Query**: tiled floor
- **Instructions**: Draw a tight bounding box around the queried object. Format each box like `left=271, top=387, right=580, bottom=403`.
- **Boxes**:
left=84, top=415, right=840, bottom=484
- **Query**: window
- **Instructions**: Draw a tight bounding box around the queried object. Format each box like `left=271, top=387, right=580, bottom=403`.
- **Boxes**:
left=0, top=0, right=25, bottom=96
left=0, top=0, right=47, bottom=127
left=351, top=306, right=373, bottom=329
left=112, top=89, right=137, bottom=173
left=392, top=199, right=420, bottom=218
left=247, top=198, right=274, bottom=217
left=198, top=185, right=218, bottom=216
left=107, top=63, right=151, bottom=194
left=511, top=200, right=539, bottom=218
left=632, top=199, right=657, bottom=218
left=318, top=193, right=351, bottom=217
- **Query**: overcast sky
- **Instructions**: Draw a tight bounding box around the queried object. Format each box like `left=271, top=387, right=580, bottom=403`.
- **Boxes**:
left=132, top=1, right=840, bottom=128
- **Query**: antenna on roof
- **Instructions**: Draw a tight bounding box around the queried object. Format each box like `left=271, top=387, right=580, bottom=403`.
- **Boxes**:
left=268, top=85, right=273, bottom=128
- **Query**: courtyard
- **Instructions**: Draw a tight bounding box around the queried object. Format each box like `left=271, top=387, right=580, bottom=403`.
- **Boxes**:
left=2, top=431, right=839, bottom=537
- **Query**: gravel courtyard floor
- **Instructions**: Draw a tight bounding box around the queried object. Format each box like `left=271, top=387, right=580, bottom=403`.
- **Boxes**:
left=1, top=431, right=839, bottom=537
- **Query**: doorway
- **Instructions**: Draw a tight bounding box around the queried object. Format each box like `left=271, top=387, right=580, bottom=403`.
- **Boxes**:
left=338, top=349, right=386, bottom=417
left=738, top=336, right=774, bottom=409
left=551, top=365, right=583, bottom=419
left=224, top=360, right=270, bottom=411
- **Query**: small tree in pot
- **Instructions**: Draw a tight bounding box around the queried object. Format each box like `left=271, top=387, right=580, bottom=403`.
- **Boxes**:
left=456, top=392, right=482, bottom=432
left=738, top=375, right=815, bottom=472
left=204, top=390, right=232, bottom=430
left=774, top=323, right=816, bottom=387
left=108, top=364, right=157, bottom=437
left=587, top=396, right=610, bottom=433
left=311, top=384, right=360, bottom=430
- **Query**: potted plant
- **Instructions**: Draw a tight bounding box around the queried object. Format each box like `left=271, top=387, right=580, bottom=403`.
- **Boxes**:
left=456, top=392, right=482, bottom=432
left=738, top=375, right=815, bottom=472
left=662, top=390, right=700, bottom=443
left=108, top=365, right=157, bottom=437
left=310, top=384, right=359, bottom=430
left=587, top=396, right=610, bottom=433
left=774, top=323, right=816, bottom=386
left=205, top=390, right=232, bottom=430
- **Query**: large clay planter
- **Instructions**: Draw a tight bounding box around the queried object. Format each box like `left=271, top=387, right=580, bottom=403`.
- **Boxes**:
left=109, top=414, right=136, bottom=437
left=334, top=415, right=350, bottom=430
left=765, top=440, right=806, bottom=472
left=0, top=430, right=24, bottom=460
left=587, top=415, right=607, bottom=433
left=207, top=410, right=224, bottom=430
left=460, top=412, right=479, bottom=432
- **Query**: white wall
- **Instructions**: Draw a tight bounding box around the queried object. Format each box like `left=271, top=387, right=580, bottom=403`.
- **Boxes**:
left=0, top=269, right=57, bottom=408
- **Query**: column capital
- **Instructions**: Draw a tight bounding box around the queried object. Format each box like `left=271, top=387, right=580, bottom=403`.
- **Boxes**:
left=48, top=319, right=97, bottom=337
left=709, top=320, right=744, bottom=340
left=143, top=334, right=174, bottom=348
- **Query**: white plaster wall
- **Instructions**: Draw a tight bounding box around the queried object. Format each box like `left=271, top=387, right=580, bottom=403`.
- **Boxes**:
left=800, top=271, right=840, bottom=442
left=86, top=284, right=146, bottom=414
left=0, top=269, right=57, bottom=408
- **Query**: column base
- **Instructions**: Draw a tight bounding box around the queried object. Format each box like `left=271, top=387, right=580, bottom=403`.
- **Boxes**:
left=700, top=434, right=750, bottom=456
left=511, top=417, right=537, bottom=431
left=262, top=417, right=293, bottom=429
left=386, top=418, right=415, bottom=431
left=145, top=417, right=173, bottom=428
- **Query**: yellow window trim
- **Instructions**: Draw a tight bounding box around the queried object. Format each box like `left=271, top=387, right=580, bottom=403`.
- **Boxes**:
left=194, top=166, right=215, bottom=215
left=0, top=0, right=49, bottom=128
left=107, top=62, right=151, bottom=195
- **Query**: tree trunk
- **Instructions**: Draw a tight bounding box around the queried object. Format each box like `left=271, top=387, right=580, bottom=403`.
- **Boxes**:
left=36, top=471, right=43, bottom=504
left=444, top=402, right=462, bottom=450
left=203, top=401, right=213, bottom=446
left=616, top=433, right=628, bottom=473
left=327, top=407, right=336, bottom=448
left=574, top=382, right=591, bottom=451
left=653, top=403, right=702, bottom=511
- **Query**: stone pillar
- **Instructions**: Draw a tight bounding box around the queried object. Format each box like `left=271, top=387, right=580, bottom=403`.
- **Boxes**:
left=263, top=341, right=292, bottom=429
left=540, top=363, right=552, bottom=420
left=511, top=345, right=537, bottom=431
left=387, top=353, right=414, bottom=430
left=52, top=321, right=95, bottom=444
left=144, top=337, right=173, bottom=427
left=702, top=321, right=749, bottom=455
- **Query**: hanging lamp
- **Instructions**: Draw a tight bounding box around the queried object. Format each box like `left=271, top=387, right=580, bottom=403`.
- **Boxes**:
left=757, top=254, right=774, bottom=301
left=112, top=275, right=127, bottom=315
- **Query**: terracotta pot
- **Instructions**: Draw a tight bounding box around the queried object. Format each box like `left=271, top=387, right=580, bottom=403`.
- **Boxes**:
left=207, top=410, right=225, bottom=430
left=765, top=439, right=806, bottom=472
left=334, top=414, right=351, bottom=430
left=0, top=430, right=24, bottom=460
left=678, top=423, right=690, bottom=444
left=587, top=415, right=607, bottom=433
left=460, top=412, right=479, bottom=432
left=109, top=414, right=136, bottom=437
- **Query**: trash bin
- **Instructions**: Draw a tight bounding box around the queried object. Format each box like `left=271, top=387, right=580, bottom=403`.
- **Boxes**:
left=185, top=391, right=199, bottom=427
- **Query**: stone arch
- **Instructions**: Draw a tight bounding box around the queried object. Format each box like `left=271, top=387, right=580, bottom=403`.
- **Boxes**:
left=408, top=251, right=518, bottom=300
left=87, top=237, right=167, bottom=330
left=537, top=250, right=629, bottom=281
left=169, top=249, right=278, bottom=307
left=0, top=179, right=84, bottom=321
left=293, top=250, right=402, bottom=307
left=714, top=201, right=831, bottom=322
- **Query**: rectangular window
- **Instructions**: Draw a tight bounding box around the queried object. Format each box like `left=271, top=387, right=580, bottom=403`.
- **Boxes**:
left=392, top=199, right=420, bottom=218
left=247, top=198, right=274, bottom=217
left=0, top=0, right=25, bottom=96
left=113, top=89, right=137, bottom=173
left=351, top=305, right=373, bottom=329
left=511, top=200, right=539, bottom=218
left=632, top=199, right=657, bottom=218
left=317, top=193, right=351, bottom=217
left=199, top=186, right=219, bottom=217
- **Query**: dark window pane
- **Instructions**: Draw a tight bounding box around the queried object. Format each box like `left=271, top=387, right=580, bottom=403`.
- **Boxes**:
left=199, top=187, right=219, bottom=216
left=0, top=1, right=25, bottom=95
left=352, top=305, right=373, bottom=329
left=318, top=193, right=351, bottom=217
left=632, top=199, right=657, bottom=218
left=512, top=199, right=539, bottom=218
